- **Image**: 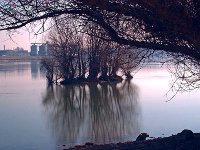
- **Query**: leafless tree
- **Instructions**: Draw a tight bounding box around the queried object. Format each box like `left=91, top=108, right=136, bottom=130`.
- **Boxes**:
left=41, top=58, right=55, bottom=84
left=41, top=15, right=87, bottom=84
left=42, top=17, right=141, bottom=84
left=167, top=56, right=200, bottom=93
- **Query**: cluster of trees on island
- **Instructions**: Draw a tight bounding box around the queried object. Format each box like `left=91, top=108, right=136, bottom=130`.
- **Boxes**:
left=41, top=16, right=145, bottom=84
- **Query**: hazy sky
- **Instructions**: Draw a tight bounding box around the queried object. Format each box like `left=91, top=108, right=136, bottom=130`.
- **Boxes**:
left=0, top=28, right=46, bottom=51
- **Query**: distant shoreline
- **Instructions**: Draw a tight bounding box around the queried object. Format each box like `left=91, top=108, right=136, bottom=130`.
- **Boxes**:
left=0, top=56, right=49, bottom=61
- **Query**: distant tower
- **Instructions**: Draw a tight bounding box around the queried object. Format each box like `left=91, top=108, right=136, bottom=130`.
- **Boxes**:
left=3, top=45, right=5, bottom=51
left=38, top=44, right=47, bottom=56
left=30, top=44, right=38, bottom=56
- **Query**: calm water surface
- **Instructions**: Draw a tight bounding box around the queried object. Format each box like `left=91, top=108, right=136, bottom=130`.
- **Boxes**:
left=0, top=61, right=200, bottom=150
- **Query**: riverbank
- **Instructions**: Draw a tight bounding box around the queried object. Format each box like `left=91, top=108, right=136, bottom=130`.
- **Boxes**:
left=0, top=55, right=49, bottom=61
left=64, top=130, right=200, bottom=150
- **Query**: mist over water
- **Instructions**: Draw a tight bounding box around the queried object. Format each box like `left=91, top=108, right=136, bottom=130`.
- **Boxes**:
left=0, top=61, right=200, bottom=150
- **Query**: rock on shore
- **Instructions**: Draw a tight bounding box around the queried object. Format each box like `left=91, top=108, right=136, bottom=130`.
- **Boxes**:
left=64, top=130, right=200, bottom=150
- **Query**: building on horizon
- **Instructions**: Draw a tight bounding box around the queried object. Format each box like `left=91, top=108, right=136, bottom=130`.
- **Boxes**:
left=0, top=49, right=29, bottom=56
left=30, top=44, right=38, bottom=56
left=30, top=42, right=50, bottom=56
left=38, top=44, right=47, bottom=56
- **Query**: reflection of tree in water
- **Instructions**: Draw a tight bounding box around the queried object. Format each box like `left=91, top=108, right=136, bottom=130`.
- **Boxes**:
left=42, top=81, right=141, bottom=147
left=30, top=61, right=40, bottom=79
left=30, top=61, right=46, bottom=79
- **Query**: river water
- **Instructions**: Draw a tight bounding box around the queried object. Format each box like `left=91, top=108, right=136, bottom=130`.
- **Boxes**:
left=0, top=60, right=200, bottom=150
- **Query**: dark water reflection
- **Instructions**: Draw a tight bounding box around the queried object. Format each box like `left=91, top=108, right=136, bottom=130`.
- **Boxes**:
left=42, top=81, right=141, bottom=147
left=0, top=60, right=45, bottom=79
left=30, top=61, right=40, bottom=79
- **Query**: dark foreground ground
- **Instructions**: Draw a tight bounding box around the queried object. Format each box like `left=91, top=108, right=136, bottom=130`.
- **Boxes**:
left=64, top=130, right=200, bottom=150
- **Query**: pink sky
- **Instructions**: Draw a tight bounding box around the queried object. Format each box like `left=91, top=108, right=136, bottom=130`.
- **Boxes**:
left=0, top=28, right=46, bottom=51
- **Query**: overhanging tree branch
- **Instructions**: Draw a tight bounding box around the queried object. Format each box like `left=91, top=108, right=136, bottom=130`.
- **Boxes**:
left=0, top=0, right=200, bottom=62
